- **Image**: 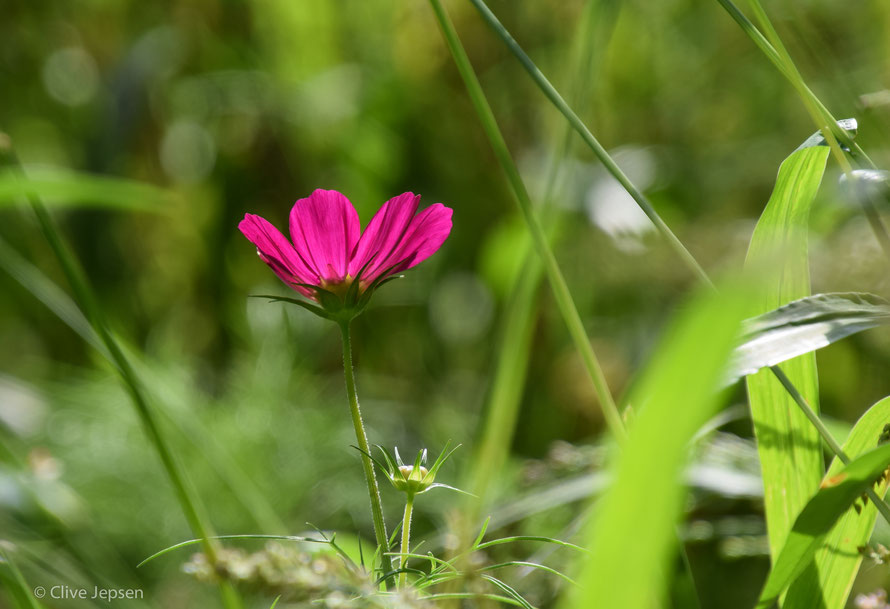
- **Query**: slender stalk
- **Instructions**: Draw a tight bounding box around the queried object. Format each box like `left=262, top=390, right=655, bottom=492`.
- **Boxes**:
left=398, top=494, right=415, bottom=589
left=338, top=320, right=389, bottom=577
left=717, top=0, right=890, bottom=265
left=467, top=0, right=712, bottom=289
left=426, top=0, right=625, bottom=442
left=770, top=365, right=890, bottom=522
left=0, top=154, right=241, bottom=607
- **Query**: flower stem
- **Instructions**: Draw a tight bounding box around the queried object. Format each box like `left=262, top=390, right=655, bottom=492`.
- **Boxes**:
left=338, top=320, right=389, bottom=579
left=398, top=494, right=415, bottom=589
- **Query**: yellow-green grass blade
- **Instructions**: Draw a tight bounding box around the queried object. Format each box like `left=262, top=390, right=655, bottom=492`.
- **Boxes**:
left=0, top=167, right=176, bottom=211
left=745, top=144, right=830, bottom=560
left=783, top=396, right=890, bottom=609
left=0, top=545, right=45, bottom=609
left=757, top=439, right=890, bottom=608
left=564, top=280, right=754, bottom=609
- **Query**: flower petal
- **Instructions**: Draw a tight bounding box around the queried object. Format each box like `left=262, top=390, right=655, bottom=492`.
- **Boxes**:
left=238, top=213, right=315, bottom=297
left=372, top=203, right=453, bottom=281
left=289, top=189, right=360, bottom=283
left=348, top=192, right=420, bottom=278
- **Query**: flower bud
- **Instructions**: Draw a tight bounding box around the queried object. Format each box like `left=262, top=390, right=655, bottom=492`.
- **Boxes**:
left=391, top=464, right=432, bottom=495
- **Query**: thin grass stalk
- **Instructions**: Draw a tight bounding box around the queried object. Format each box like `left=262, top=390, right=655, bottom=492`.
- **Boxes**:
left=338, top=321, right=389, bottom=581
left=0, top=546, right=44, bottom=609
left=426, top=0, right=625, bottom=442
left=717, top=0, right=890, bottom=265
left=0, top=148, right=241, bottom=609
left=26, top=203, right=242, bottom=609
left=467, top=0, right=615, bottom=512
left=466, top=0, right=712, bottom=289
left=769, top=365, right=890, bottom=523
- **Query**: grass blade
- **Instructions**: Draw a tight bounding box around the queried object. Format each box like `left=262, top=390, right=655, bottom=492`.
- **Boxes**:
left=757, top=442, right=890, bottom=608
left=744, top=143, right=829, bottom=560
left=783, top=397, right=890, bottom=609
left=0, top=545, right=45, bottom=609
left=730, top=292, right=890, bottom=381
left=0, top=166, right=175, bottom=211
left=0, top=149, right=242, bottom=608
left=466, top=0, right=619, bottom=519
left=426, top=0, right=624, bottom=440
left=466, top=0, right=711, bottom=287
left=565, top=280, right=754, bottom=609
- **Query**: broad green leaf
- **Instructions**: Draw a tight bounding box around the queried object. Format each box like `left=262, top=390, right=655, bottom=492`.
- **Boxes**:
left=745, top=144, right=830, bottom=561
left=783, top=396, right=890, bottom=609
left=729, top=292, right=890, bottom=381
left=0, top=167, right=176, bottom=211
left=757, top=440, right=890, bottom=608
left=565, top=281, right=753, bottom=609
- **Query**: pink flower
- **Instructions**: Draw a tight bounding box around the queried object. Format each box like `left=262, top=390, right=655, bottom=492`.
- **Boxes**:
left=239, top=189, right=452, bottom=311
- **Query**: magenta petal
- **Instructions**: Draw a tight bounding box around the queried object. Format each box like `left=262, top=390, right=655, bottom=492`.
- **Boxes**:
left=373, top=203, right=453, bottom=280
left=289, top=189, right=360, bottom=283
left=348, top=192, right=420, bottom=278
left=238, top=214, right=316, bottom=298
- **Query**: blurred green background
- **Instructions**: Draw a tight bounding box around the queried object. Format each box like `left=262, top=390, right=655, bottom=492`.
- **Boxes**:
left=2, top=0, right=890, bottom=607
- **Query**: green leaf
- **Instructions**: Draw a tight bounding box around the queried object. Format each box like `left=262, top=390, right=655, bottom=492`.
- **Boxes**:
left=744, top=144, right=830, bottom=561
left=729, top=292, right=890, bottom=381
left=0, top=166, right=176, bottom=211
left=0, top=545, right=45, bottom=609
left=783, top=396, right=890, bottom=609
left=565, top=281, right=753, bottom=609
left=757, top=441, right=890, bottom=607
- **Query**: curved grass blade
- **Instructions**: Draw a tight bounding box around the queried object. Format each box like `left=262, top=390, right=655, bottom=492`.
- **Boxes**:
left=783, top=396, right=890, bottom=609
left=480, top=561, right=576, bottom=586
left=0, top=545, right=45, bottom=609
left=474, top=536, right=587, bottom=554
left=744, top=144, right=829, bottom=561
left=138, top=534, right=328, bottom=568
left=565, top=280, right=754, bottom=609
left=423, top=592, right=526, bottom=607
left=729, top=292, right=890, bottom=382
left=0, top=166, right=175, bottom=211
left=757, top=441, right=890, bottom=608
left=481, top=574, right=535, bottom=609
left=0, top=235, right=107, bottom=357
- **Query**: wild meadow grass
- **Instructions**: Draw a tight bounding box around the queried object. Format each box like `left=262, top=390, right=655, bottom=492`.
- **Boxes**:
left=3, top=1, right=890, bottom=608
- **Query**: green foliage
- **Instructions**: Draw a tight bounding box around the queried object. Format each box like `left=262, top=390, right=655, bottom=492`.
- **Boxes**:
left=757, top=441, right=890, bottom=607
left=745, top=143, right=830, bottom=560
left=567, top=280, right=754, bottom=609
left=783, top=397, right=890, bottom=608
left=0, top=167, right=176, bottom=211
left=730, top=292, right=890, bottom=381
